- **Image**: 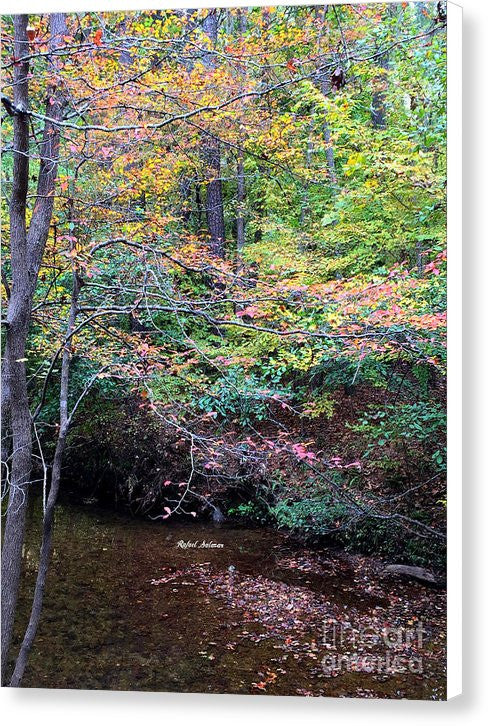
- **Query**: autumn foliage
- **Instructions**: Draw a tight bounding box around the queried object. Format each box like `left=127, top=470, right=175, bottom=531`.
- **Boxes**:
left=1, top=5, right=447, bottom=565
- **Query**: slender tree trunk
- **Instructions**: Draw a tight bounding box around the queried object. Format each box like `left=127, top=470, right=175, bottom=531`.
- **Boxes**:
left=8, top=431, right=65, bottom=687
left=371, top=51, right=389, bottom=129
left=1, top=13, right=66, bottom=683
left=236, top=154, right=245, bottom=253
left=316, top=7, right=338, bottom=191
left=195, top=183, right=203, bottom=232
left=322, top=106, right=338, bottom=189
left=253, top=165, right=266, bottom=243
left=201, top=9, right=225, bottom=257
left=10, top=231, right=80, bottom=687
left=315, top=7, right=341, bottom=268
left=235, top=9, right=247, bottom=255
left=204, top=144, right=225, bottom=256
left=371, top=4, right=396, bottom=129
left=300, top=132, right=313, bottom=226
left=179, top=177, right=192, bottom=225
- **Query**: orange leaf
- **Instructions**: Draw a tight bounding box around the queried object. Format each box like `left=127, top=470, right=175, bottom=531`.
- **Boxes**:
left=93, top=28, right=103, bottom=46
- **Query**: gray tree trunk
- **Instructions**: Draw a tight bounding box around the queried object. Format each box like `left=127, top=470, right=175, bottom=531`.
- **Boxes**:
left=316, top=7, right=338, bottom=191
left=322, top=111, right=338, bottom=189
left=300, top=133, right=314, bottom=226
left=371, top=51, right=389, bottom=129
left=201, top=9, right=225, bottom=256
left=253, top=166, right=266, bottom=243
left=371, top=4, right=396, bottom=128
left=10, top=222, right=80, bottom=686
left=204, top=144, right=226, bottom=256
left=1, top=13, right=66, bottom=683
left=1, top=16, right=32, bottom=682
left=235, top=9, right=247, bottom=255
left=236, top=155, right=245, bottom=253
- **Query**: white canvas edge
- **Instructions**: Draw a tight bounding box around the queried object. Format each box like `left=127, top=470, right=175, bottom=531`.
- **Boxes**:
left=446, top=0, right=462, bottom=702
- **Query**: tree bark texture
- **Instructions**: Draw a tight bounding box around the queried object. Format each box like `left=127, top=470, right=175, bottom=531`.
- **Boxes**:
left=1, top=13, right=67, bottom=683
left=201, top=9, right=226, bottom=257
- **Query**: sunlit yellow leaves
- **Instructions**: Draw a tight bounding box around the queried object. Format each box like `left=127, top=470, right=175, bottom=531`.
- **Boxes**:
left=344, top=152, right=368, bottom=176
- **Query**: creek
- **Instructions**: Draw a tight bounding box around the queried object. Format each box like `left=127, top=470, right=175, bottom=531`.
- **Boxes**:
left=14, top=498, right=446, bottom=699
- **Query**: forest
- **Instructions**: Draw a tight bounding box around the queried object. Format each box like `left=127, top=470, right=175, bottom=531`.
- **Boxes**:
left=1, top=3, right=447, bottom=696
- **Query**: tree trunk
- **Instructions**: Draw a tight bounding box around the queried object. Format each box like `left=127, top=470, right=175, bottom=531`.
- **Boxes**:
left=204, top=142, right=226, bottom=256
left=10, top=228, right=80, bottom=687
left=201, top=9, right=225, bottom=257
left=322, top=109, right=338, bottom=189
left=371, top=51, right=389, bottom=129
left=300, top=132, right=314, bottom=226
left=179, top=176, right=192, bottom=225
left=236, top=154, right=245, bottom=253
left=316, top=7, right=338, bottom=191
left=195, top=183, right=203, bottom=232
left=1, top=15, right=32, bottom=683
left=235, top=9, right=247, bottom=255
left=1, top=13, right=66, bottom=683
left=253, top=165, right=266, bottom=243
left=371, top=5, right=395, bottom=129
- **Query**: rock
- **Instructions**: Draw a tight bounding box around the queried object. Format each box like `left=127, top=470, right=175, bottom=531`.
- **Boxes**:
left=382, top=564, right=437, bottom=585
left=212, top=506, right=225, bottom=526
